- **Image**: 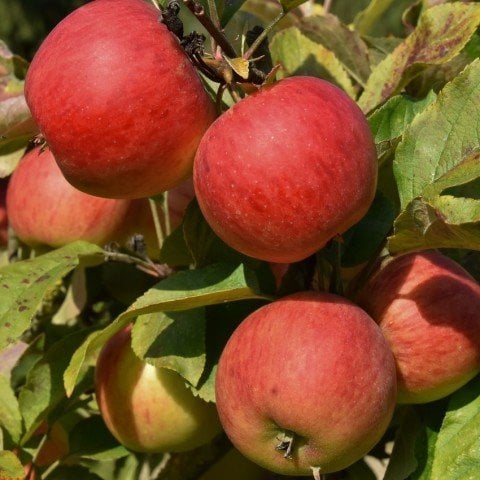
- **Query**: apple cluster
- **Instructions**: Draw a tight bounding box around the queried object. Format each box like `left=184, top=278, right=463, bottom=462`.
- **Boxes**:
left=11, top=0, right=480, bottom=478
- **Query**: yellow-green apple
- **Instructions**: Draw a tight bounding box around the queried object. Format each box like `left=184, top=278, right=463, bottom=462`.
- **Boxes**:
left=95, top=325, right=222, bottom=453
left=215, top=291, right=396, bottom=476
left=193, top=76, right=377, bottom=263
left=6, top=147, right=154, bottom=250
left=357, top=250, right=480, bottom=404
left=25, top=0, right=216, bottom=199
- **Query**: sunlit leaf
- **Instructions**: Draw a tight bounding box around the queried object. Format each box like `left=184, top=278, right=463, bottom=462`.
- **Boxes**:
left=359, top=3, right=480, bottom=112
left=270, top=26, right=355, bottom=98
left=0, top=241, right=104, bottom=351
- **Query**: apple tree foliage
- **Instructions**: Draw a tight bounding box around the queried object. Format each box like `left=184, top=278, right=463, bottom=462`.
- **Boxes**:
left=1, top=0, right=480, bottom=479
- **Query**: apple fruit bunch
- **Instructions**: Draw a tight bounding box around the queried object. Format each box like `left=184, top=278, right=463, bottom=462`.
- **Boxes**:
left=357, top=250, right=480, bottom=404
left=215, top=291, right=397, bottom=476
left=24, top=0, right=216, bottom=199
left=6, top=147, right=156, bottom=250
left=95, top=325, right=222, bottom=453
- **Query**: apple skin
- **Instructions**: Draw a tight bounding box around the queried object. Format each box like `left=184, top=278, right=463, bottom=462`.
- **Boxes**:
left=6, top=147, right=154, bottom=249
left=95, top=326, right=222, bottom=453
left=193, top=76, right=377, bottom=263
left=215, top=291, right=397, bottom=475
left=0, top=177, right=8, bottom=247
left=357, top=250, right=480, bottom=404
left=25, top=0, right=216, bottom=199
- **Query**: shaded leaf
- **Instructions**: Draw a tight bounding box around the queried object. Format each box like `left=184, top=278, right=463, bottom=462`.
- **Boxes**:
left=300, top=13, right=371, bottom=85
left=359, top=3, right=480, bottom=112
left=0, top=374, right=22, bottom=444
left=64, top=263, right=268, bottom=395
left=0, top=450, right=24, bottom=480
left=67, top=415, right=129, bottom=462
left=354, top=0, right=396, bottom=36
left=18, top=328, right=93, bottom=438
left=341, top=192, right=396, bottom=268
left=270, top=26, right=355, bottom=98
left=0, top=241, right=104, bottom=351
left=131, top=309, right=206, bottom=388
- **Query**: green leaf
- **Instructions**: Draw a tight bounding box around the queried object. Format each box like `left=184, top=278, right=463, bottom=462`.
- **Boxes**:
left=358, top=3, right=480, bottom=113
left=46, top=465, right=104, bottom=480
left=353, top=0, right=395, bottom=36
left=0, top=42, right=37, bottom=156
left=388, top=61, right=480, bottom=253
left=0, top=450, right=24, bottom=480
left=64, top=263, right=268, bottom=395
left=300, top=14, right=371, bottom=86
left=131, top=309, right=206, bottom=388
left=218, top=0, right=248, bottom=26
left=0, top=374, right=22, bottom=444
left=388, top=196, right=480, bottom=254
left=341, top=192, right=396, bottom=268
left=278, top=0, right=307, bottom=13
left=0, top=241, right=104, bottom=351
left=368, top=91, right=437, bottom=145
left=429, top=379, right=480, bottom=479
left=67, top=415, right=129, bottom=461
left=159, top=223, right=193, bottom=266
left=395, top=60, right=480, bottom=209
left=270, top=26, right=356, bottom=98
left=18, top=328, right=93, bottom=438
left=385, top=403, right=446, bottom=480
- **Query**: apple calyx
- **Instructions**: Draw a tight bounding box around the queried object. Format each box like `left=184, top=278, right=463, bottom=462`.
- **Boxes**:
left=275, top=431, right=296, bottom=459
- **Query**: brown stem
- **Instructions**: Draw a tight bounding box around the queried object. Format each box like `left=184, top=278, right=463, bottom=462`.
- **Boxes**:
left=183, top=0, right=237, bottom=58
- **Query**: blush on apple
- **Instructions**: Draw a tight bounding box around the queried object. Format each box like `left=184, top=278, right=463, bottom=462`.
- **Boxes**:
left=357, top=250, right=480, bottom=404
left=25, top=0, right=216, bottom=199
left=6, top=147, right=154, bottom=250
left=215, top=291, right=396, bottom=476
left=194, top=76, right=377, bottom=263
left=95, top=325, right=222, bottom=453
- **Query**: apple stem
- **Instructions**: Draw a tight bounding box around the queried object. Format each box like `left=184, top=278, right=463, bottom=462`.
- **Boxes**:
left=150, top=0, right=161, bottom=9
left=310, top=466, right=322, bottom=480
left=149, top=198, right=165, bottom=251
left=323, top=0, right=334, bottom=14
left=243, top=11, right=285, bottom=61
left=183, top=0, right=237, bottom=58
left=163, top=191, right=172, bottom=236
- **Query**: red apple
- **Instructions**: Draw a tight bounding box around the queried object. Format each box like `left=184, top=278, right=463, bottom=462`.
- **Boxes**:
left=0, top=177, right=8, bottom=247
left=25, top=0, right=216, bottom=199
left=6, top=147, right=154, bottom=249
left=95, top=325, right=222, bottom=453
left=215, top=291, right=396, bottom=476
left=357, top=250, right=480, bottom=404
left=193, top=76, right=377, bottom=263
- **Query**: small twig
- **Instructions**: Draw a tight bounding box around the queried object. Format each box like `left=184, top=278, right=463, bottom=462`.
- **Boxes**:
left=323, top=0, right=333, bottom=14
left=103, top=250, right=172, bottom=278
left=243, top=11, right=285, bottom=60
left=207, top=0, right=221, bottom=29
left=150, top=0, right=161, bottom=9
left=183, top=0, right=237, bottom=58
